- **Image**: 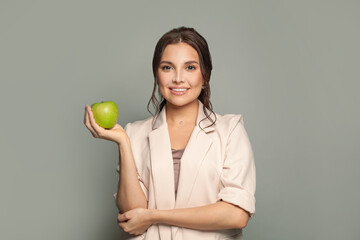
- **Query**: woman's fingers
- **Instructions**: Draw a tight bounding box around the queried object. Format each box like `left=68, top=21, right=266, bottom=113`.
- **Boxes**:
left=118, top=213, right=129, bottom=223
left=83, top=106, right=92, bottom=131
left=118, top=222, right=126, bottom=229
left=87, top=113, right=98, bottom=138
left=118, top=214, right=132, bottom=234
left=86, top=105, right=106, bottom=137
left=84, top=106, right=99, bottom=138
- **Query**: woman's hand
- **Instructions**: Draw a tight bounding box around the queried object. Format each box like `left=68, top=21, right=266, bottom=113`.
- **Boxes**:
left=117, top=208, right=153, bottom=236
left=84, top=105, right=128, bottom=145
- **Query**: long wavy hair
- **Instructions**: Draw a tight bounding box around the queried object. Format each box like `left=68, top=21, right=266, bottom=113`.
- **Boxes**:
left=147, top=26, right=216, bottom=130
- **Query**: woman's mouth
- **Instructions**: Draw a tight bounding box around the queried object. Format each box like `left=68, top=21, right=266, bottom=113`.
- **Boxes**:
left=169, top=88, right=189, bottom=95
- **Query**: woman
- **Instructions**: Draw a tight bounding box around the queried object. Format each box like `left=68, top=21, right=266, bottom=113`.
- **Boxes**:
left=84, top=26, right=256, bottom=239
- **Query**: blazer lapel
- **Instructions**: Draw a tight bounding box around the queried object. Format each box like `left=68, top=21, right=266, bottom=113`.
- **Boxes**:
left=148, top=106, right=175, bottom=239
left=148, top=106, right=176, bottom=209
left=174, top=100, right=215, bottom=208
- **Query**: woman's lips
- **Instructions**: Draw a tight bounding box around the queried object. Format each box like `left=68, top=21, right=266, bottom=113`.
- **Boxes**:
left=169, top=88, right=189, bottom=95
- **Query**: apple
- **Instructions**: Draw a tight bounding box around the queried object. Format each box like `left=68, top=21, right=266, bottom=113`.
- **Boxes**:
left=91, top=101, right=118, bottom=129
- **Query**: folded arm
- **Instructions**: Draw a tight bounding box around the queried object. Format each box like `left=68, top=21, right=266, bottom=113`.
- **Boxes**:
left=118, top=201, right=249, bottom=235
left=154, top=200, right=249, bottom=229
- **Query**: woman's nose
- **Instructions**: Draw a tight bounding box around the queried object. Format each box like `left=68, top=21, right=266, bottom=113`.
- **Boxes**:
left=172, top=71, right=184, bottom=83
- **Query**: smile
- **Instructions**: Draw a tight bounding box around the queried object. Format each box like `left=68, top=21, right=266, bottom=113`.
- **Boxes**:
left=169, top=88, right=189, bottom=95
left=171, top=88, right=188, bottom=92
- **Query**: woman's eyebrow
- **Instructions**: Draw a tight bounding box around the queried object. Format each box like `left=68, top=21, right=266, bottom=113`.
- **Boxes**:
left=159, top=61, right=174, bottom=65
left=184, top=60, right=199, bottom=65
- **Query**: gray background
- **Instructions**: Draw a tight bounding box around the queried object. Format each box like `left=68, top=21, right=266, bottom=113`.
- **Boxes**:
left=1, top=0, right=359, bottom=239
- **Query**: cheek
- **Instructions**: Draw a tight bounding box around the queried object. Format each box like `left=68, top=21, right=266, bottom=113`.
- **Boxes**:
left=157, top=77, right=165, bottom=90
left=190, top=73, right=204, bottom=88
left=157, top=72, right=171, bottom=87
left=157, top=75, right=170, bottom=96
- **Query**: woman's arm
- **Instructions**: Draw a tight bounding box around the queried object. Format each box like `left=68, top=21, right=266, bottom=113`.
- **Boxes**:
left=118, top=201, right=249, bottom=235
left=116, top=138, right=147, bottom=213
left=153, top=201, right=249, bottom=230
left=84, top=105, right=147, bottom=213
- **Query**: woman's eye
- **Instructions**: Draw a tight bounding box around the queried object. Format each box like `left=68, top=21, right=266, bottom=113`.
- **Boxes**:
left=186, top=65, right=196, bottom=70
left=161, top=66, right=171, bottom=71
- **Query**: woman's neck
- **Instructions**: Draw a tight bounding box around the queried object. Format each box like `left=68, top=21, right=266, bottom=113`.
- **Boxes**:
left=165, top=100, right=199, bottom=126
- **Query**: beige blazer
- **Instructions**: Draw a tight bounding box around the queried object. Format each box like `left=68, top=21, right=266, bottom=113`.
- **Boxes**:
left=115, top=100, right=256, bottom=240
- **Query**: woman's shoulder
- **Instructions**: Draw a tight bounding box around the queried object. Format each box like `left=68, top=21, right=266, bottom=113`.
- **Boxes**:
left=212, top=112, right=252, bottom=150
left=124, top=116, right=153, bottom=134
left=214, top=112, right=244, bottom=130
left=209, top=112, right=249, bottom=141
left=215, top=112, right=244, bottom=124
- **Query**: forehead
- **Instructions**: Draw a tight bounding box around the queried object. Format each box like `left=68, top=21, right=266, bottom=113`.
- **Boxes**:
left=161, top=42, right=199, bottom=62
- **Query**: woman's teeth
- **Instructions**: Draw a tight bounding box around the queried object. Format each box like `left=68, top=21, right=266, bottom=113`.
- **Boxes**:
left=171, top=88, right=187, bottom=92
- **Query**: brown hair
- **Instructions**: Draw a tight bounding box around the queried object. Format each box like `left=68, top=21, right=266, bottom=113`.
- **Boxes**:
left=147, top=26, right=216, bottom=130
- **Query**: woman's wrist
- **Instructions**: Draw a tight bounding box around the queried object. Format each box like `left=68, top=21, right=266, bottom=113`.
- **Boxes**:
left=117, top=134, right=131, bottom=148
left=148, top=209, right=159, bottom=225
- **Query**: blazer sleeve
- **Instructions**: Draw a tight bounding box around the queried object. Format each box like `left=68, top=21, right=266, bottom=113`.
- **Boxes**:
left=216, top=115, right=256, bottom=217
left=113, top=122, right=149, bottom=202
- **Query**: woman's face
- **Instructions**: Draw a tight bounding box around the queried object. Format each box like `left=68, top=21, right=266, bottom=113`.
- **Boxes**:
left=157, top=42, right=204, bottom=108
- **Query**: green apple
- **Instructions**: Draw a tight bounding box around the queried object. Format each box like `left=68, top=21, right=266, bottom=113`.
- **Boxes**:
left=91, top=101, right=118, bottom=129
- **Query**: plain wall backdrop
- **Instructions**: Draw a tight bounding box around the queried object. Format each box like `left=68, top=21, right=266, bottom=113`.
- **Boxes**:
left=1, top=0, right=359, bottom=239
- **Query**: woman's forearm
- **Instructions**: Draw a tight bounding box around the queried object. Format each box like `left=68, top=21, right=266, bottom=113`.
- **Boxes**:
left=116, top=137, right=147, bottom=213
left=151, top=201, right=249, bottom=230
